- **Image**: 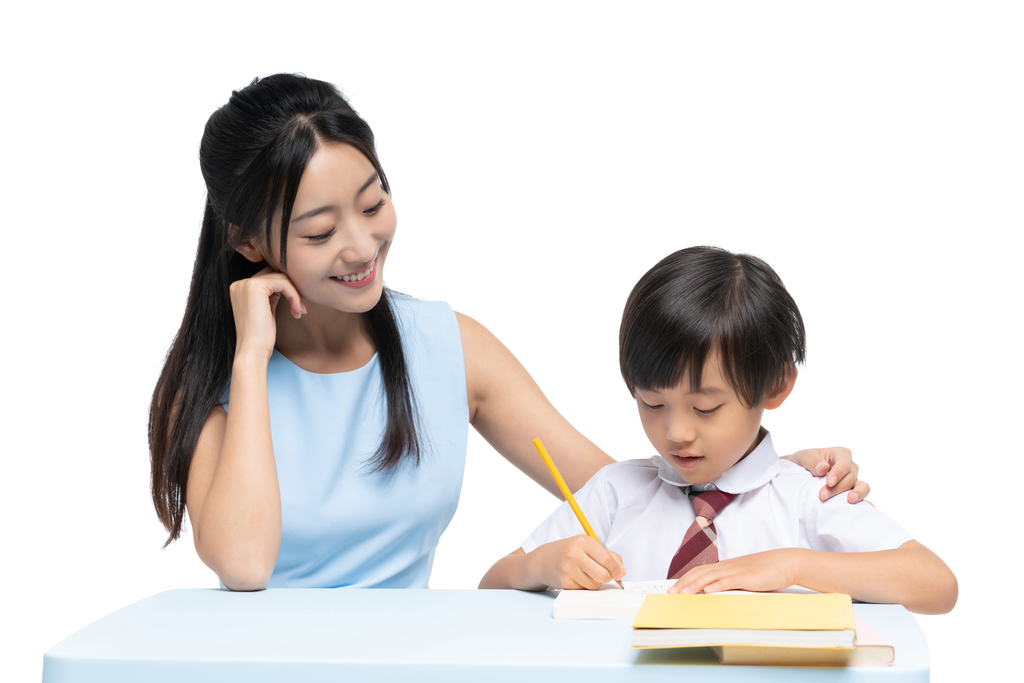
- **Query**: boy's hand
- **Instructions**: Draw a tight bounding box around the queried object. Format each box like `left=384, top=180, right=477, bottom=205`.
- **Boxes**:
left=667, top=549, right=800, bottom=595
left=528, top=535, right=626, bottom=590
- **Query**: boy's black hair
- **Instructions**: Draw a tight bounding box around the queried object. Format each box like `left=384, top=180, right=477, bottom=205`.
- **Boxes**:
left=619, top=246, right=806, bottom=407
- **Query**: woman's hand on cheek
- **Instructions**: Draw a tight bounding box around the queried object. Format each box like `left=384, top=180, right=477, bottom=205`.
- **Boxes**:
left=528, top=536, right=626, bottom=591
left=667, top=550, right=799, bottom=595
left=229, top=267, right=307, bottom=362
left=788, top=447, right=869, bottom=504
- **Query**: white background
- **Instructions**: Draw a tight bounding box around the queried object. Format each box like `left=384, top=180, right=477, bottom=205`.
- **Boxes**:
left=2, top=2, right=1021, bottom=680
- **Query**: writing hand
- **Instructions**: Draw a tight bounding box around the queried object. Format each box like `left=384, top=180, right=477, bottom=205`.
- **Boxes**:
left=529, top=535, right=626, bottom=590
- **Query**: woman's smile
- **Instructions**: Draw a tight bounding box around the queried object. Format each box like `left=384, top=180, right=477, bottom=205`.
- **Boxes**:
left=330, top=258, right=377, bottom=288
left=272, top=141, right=397, bottom=313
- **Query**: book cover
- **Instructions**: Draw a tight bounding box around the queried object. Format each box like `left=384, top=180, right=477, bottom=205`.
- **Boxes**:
left=631, top=593, right=856, bottom=650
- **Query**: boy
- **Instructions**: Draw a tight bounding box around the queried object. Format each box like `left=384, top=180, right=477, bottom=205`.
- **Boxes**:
left=480, top=247, right=957, bottom=614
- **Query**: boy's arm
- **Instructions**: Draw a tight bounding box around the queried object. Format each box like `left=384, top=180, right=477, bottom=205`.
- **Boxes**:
left=669, top=540, right=958, bottom=614
left=479, top=539, right=626, bottom=591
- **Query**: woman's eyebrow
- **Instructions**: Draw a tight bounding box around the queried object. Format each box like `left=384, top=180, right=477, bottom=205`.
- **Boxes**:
left=292, top=205, right=335, bottom=223
left=291, top=174, right=380, bottom=223
left=356, top=172, right=380, bottom=195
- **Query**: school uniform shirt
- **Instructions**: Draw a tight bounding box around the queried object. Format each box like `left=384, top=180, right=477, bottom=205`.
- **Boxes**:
left=521, top=433, right=913, bottom=581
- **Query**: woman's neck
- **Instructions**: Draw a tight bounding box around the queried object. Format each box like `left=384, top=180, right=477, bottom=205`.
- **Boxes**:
left=273, top=300, right=376, bottom=374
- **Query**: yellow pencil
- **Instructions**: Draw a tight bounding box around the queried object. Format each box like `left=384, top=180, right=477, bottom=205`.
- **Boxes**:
left=533, top=437, right=624, bottom=589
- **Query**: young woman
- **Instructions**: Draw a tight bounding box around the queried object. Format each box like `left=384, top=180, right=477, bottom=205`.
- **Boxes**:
left=149, top=74, right=868, bottom=591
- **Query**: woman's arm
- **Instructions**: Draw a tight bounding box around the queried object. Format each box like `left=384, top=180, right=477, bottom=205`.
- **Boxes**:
left=458, top=312, right=868, bottom=499
left=458, top=312, right=613, bottom=495
left=669, top=540, right=958, bottom=615
left=184, top=270, right=306, bottom=591
left=186, top=354, right=282, bottom=591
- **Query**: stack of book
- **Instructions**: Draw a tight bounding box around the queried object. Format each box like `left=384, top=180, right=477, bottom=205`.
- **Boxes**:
left=551, top=583, right=893, bottom=666
left=631, top=592, right=893, bottom=666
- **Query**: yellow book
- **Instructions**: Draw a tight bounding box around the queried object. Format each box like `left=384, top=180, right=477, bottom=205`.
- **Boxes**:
left=711, top=616, right=894, bottom=666
left=632, top=593, right=856, bottom=650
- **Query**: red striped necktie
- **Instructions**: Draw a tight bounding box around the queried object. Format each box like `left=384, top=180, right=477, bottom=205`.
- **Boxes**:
left=667, top=488, right=737, bottom=580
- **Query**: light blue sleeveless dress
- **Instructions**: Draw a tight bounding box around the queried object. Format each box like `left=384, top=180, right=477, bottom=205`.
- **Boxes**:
left=220, top=294, right=469, bottom=588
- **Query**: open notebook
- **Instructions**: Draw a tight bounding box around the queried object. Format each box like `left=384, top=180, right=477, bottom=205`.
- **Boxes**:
left=551, top=581, right=814, bottom=620
left=551, top=580, right=677, bottom=620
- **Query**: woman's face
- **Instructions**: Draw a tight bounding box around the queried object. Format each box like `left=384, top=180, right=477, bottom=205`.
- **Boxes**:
left=267, top=141, right=397, bottom=314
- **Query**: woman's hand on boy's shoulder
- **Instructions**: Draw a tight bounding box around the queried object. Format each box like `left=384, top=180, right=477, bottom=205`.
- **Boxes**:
left=668, top=549, right=801, bottom=596
left=786, top=447, right=870, bottom=504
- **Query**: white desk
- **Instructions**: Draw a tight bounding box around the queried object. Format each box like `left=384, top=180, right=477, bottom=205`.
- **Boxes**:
left=43, top=588, right=928, bottom=682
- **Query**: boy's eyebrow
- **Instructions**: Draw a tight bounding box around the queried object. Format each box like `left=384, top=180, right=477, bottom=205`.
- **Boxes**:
left=291, top=173, right=380, bottom=223
left=686, top=386, right=725, bottom=396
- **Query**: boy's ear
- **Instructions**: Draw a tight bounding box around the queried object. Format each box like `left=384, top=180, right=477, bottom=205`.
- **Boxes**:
left=764, top=365, right=798, bottom=410
left=229, top=224, right=267, bottom=264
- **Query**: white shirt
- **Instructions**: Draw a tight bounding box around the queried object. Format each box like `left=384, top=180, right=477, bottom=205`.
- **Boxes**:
left=521, top=433, right=913, bottom=581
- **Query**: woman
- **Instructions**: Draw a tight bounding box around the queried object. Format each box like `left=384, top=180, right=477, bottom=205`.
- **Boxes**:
left=149, top=74, right=866, bottom=591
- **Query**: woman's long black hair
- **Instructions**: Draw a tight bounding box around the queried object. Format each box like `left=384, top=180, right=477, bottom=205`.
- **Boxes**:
left=150, top=74, right=419, bottom=545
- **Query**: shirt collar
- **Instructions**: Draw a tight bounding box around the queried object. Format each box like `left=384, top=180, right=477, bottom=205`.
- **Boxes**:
left=654, top=429, right=781, bottom=494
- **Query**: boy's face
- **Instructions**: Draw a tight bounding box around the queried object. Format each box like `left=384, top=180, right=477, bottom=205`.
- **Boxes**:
left=634, top=352, right=785, bottom=485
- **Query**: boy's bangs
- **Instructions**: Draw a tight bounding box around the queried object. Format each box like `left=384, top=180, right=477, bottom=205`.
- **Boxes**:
left=619, top=247, right=805, bottom=408
left=619, top=302, right=756, bottom=406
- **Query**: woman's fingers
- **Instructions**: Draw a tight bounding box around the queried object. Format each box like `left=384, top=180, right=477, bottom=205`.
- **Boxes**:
left=821, top=448, right=856, bottom=488
left=801, top=446, right=868, bottom=503
left=230, top=270, right=305, bottom=358
left=254, top=271, right=305, bottom=319
left=848, top=478, right=870, bottom=504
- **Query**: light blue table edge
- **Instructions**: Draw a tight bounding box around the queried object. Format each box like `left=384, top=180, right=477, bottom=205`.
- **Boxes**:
left=42, top=589, right=929, bottom=683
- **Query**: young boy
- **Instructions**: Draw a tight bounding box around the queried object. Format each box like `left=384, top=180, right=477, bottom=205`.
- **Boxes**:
left=480, top=247, right=957, bottom=614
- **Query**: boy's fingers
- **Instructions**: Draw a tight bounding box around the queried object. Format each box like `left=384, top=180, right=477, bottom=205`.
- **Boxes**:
left=578, top=538, right=625, bottom=582
left=686, top=568, right=722, bottom=594
left=559, top=537, right=610, bottom=589
left=595, top=549, right=625, bottom=582
left=576, top=554, right=613, bottom=589
left=668, top=565, right=713, bottom=593
left=609, top=551, right=626, bottom=581
left=703, top=577, right=737, bottom=594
